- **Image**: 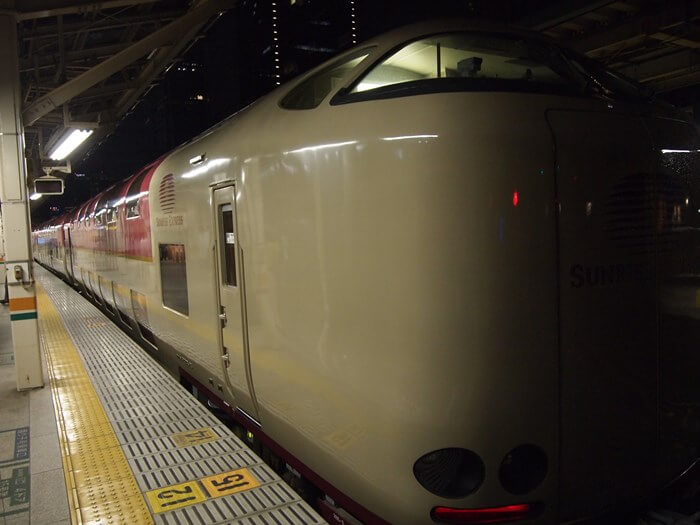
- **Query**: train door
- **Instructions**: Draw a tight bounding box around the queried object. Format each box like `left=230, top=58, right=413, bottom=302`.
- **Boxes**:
left=66, top=226, right=75, bottom=279
left=59, top=227, right=68, bottom=276
left=212, top=184, right=259, bottom=422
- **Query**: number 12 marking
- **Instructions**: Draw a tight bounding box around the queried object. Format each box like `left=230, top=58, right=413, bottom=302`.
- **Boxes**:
left=146, top=482, right=207, bottom=513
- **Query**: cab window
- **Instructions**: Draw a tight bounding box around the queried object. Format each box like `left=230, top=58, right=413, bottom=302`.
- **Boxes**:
left=280, top=48, right=373, bottom=109
left=335, top=32, right=575, bottom=103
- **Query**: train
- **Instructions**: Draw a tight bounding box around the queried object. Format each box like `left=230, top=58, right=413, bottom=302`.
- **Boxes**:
left=33, top=19, right=700, bottom=524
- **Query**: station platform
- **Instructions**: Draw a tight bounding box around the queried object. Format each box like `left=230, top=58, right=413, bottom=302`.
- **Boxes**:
left=0, top=267, right=325, bottom=525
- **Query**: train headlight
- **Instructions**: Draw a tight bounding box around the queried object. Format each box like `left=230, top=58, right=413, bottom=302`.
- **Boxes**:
left=499, top=444, right=547, bottom=495
left=413, top=448, right=484, bottom=498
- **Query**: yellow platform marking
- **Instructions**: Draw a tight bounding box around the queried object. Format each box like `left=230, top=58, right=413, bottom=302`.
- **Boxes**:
left=201, top=468, right=260, bottom=498
left=171, top=427, right=219, bottom=448
left=37, top=283, right=153, bottom=525
left=145, top=481, right=207, bottom=513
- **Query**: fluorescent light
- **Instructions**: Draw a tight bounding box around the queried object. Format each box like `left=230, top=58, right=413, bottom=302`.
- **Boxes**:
left=29, top=192, right=42, bottom=200
left=49, top=129, right=94, bottom=160
left=661, top=149, right=700, bottom=154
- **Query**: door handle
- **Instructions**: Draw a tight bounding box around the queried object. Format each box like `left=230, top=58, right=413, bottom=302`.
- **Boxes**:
left=219, top=308, right=227, bottom=327
left=222, top=346, right=230, bottom=368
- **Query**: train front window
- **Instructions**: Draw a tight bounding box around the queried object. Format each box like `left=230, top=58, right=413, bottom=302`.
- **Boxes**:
left=280, top=48, right=373, bottom=109
left=336, top=32, right=576, bottom=102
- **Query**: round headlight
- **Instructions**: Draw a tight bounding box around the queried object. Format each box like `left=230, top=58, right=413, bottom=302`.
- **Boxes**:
left=499, top=444, right=548, bottom=495
left=413, top=448, right=485, bottom=498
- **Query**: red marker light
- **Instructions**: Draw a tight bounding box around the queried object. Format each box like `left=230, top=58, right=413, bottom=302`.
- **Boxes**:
left=431, top=503, right=535, bottom=524
left=512, top=192, right=519, bottom=207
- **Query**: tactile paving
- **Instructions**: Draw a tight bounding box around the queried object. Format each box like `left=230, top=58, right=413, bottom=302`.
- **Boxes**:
left=37, top=282, right=153, bottom=525
left=36, top=267, right=325, bottom=524
left=79, top=494, right=154, bottom=525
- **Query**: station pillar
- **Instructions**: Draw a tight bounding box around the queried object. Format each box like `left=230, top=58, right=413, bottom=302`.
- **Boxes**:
left=0, top=12, right=44, bottom=390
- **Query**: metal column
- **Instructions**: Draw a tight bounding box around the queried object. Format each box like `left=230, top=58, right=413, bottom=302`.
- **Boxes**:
left=0, top=12, right=44, bottom=390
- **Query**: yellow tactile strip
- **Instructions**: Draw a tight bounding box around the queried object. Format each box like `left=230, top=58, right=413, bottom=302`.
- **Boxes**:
left=37, top=283, right=154, bottom=525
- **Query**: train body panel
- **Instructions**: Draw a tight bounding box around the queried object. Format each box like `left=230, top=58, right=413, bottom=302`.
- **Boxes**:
left=551, top=107, right=661, bottom=517
left=32, top=20, right=700, bottom=525
left=0, top=211, right=5, bottom=300
left=237, top=92, right=560, bottom=522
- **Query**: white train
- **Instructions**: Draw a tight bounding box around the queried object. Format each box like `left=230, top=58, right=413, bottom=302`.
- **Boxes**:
left=33, top=20, right=700, bottom=524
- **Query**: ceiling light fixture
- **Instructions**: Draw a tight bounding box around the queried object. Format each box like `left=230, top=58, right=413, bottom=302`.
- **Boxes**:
left=49, top=129, right=94, bottom=161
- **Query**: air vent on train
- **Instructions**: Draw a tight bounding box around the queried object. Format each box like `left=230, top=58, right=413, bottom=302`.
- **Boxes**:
left=159, top=173, right=175, bottom=214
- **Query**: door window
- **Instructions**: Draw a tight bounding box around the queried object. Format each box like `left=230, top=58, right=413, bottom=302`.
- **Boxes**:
left=159, top=243, right=189, bottom=315
left=219, top=204, right=237, bottom=287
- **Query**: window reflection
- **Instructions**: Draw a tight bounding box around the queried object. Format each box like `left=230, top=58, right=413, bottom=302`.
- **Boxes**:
left=160, top=243, right=189, bottom=315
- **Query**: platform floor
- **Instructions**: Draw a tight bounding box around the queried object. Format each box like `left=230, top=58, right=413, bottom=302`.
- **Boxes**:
left=0, top=289, right=69, bottom=525
left=0, top=268, right=325, bottom=525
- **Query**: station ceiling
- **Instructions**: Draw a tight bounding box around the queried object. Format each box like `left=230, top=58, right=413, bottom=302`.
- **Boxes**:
left=3, top=0, right=700, bottom=191
left=4, top=0, right=231, bottom=183
left=525, top=0, right=700, bottom=94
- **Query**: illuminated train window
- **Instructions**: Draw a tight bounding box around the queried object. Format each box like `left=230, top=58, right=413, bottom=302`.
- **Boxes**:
left=125, top=167, right=149, bottom=219
left=159, top=243, right=189, bottom=315
left=219, top=204, right=236, bottom=287
left=126, top=201, right=140, bottom=219
left=335, top=32, right=576, bottom=103
left=355, top=33, right=565, bottom=90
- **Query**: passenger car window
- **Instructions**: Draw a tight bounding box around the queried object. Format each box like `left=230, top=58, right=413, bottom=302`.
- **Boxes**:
left=159, top=243, right=189, bottom=315
left=338, top=32, right=573, bottom=102
left=126, top=201, right=140, bottom=219
left=125, top=167, right=149, bottom=220
left=281, top=48, right=372, bottom=109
